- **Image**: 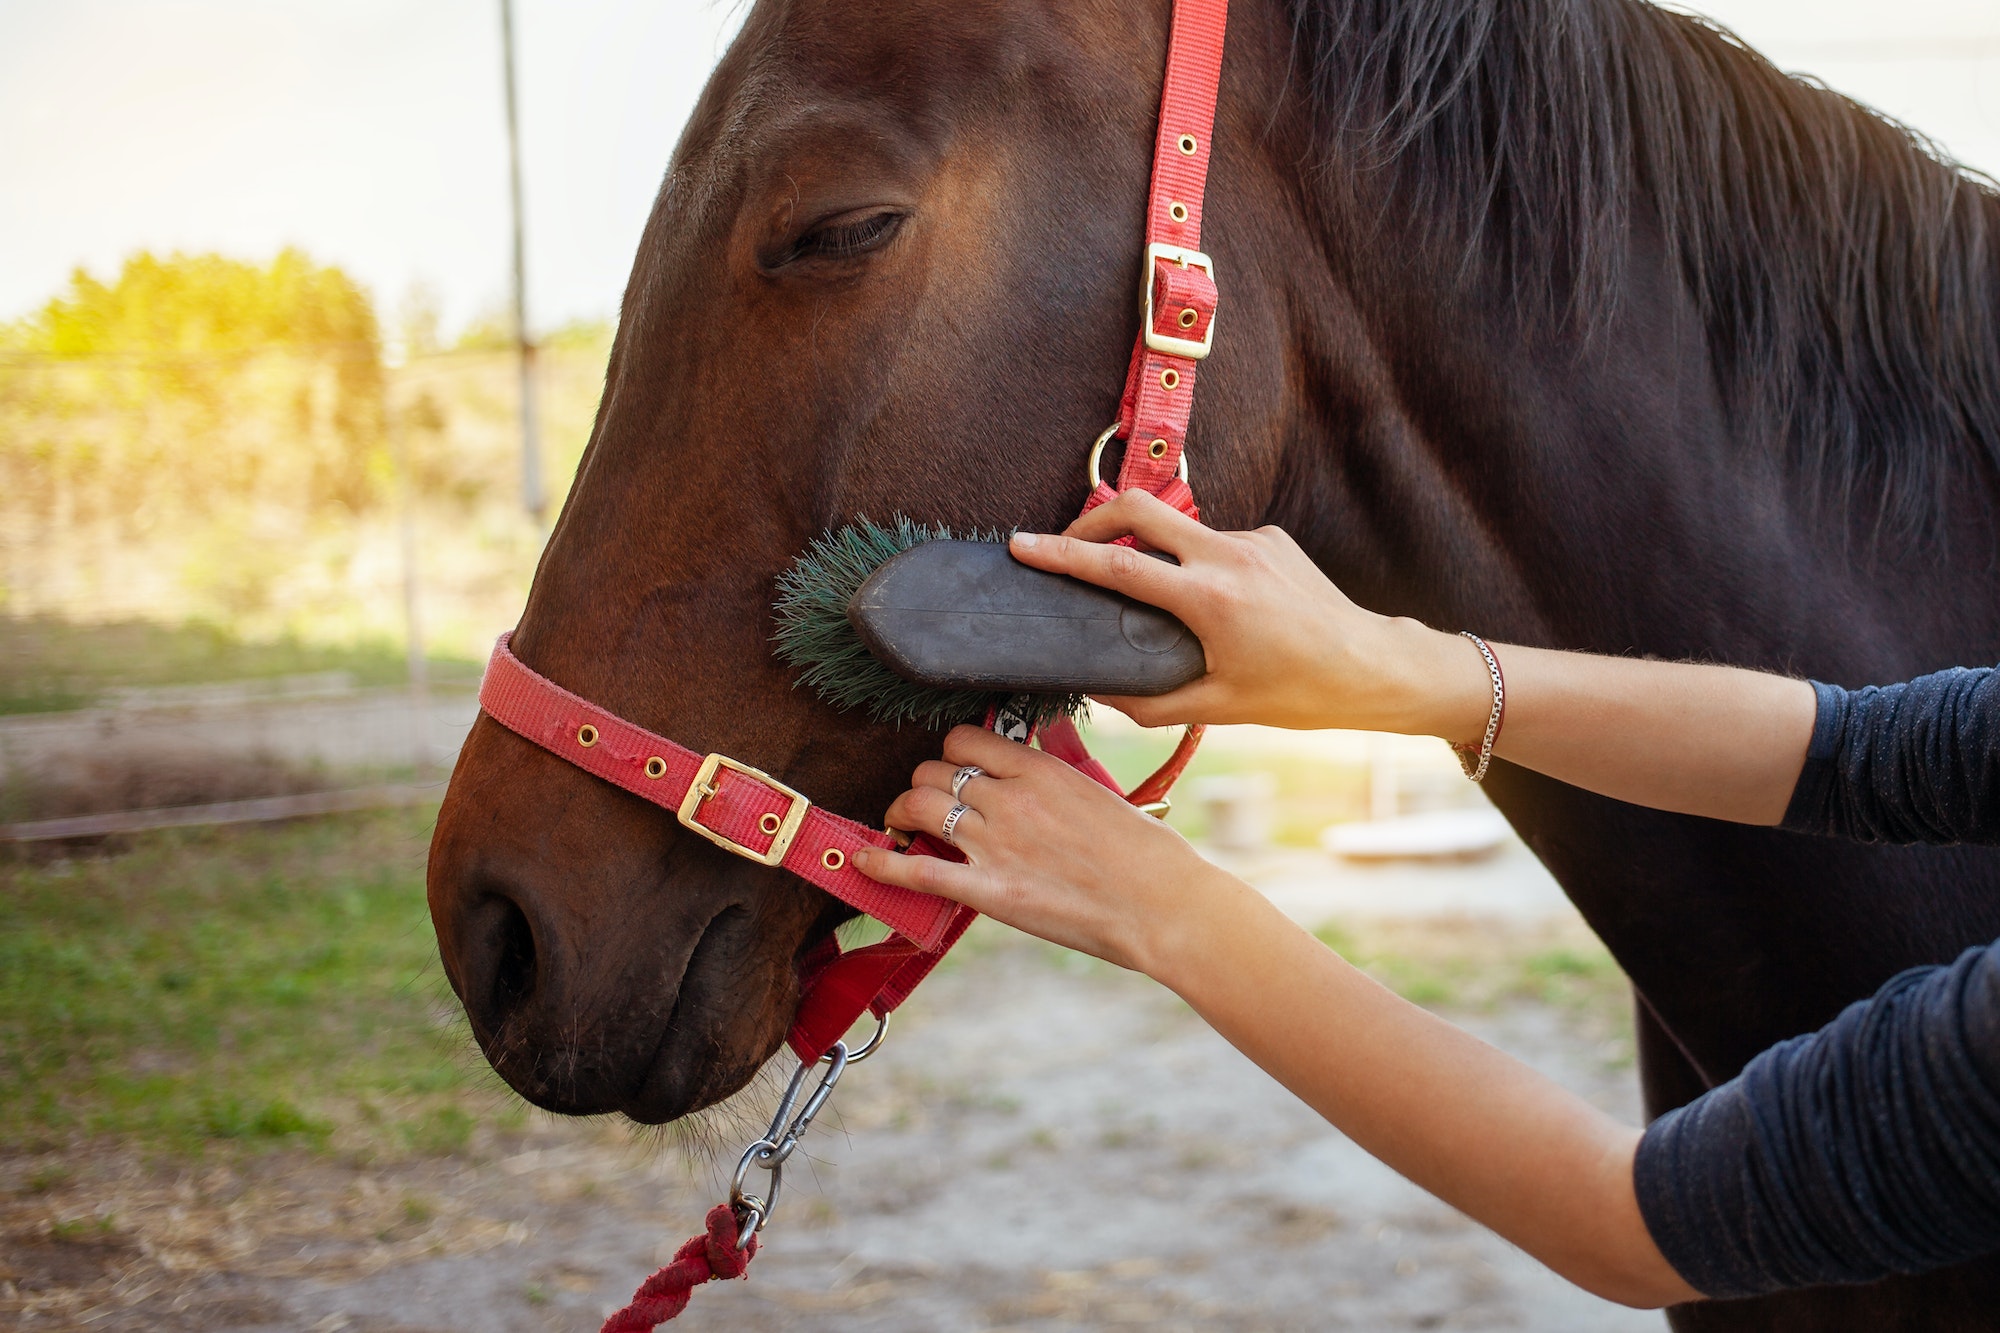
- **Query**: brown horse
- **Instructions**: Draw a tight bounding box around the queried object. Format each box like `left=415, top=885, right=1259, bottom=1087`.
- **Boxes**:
left=427, top=0, right=2000, bottom=1326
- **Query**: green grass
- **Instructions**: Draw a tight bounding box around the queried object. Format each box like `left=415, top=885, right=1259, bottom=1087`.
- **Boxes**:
left=0, top=615, right=479, bottom=715
left=1313, top=918, right=1632, bottom=1045
left=0, top=805, right=507, bottom=1156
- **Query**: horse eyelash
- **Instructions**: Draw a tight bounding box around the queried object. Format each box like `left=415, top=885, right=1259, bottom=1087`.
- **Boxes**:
left=790, top=212, right=903, bottom=262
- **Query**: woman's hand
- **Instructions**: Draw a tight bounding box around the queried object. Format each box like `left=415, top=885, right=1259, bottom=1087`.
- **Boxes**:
left=853, top=726, right=1695, bottom=1310
left=1008, top=489, right=1492, bottom=740
left=850, top=724, right=1245, bottom=975
left=1012, top=489, right=1816, bottom=823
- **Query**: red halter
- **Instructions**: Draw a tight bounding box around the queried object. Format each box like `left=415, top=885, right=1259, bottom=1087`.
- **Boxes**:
left=480, top=2, right=1228, bottom=1322
left=479, top=0, right=1227, bottom=1066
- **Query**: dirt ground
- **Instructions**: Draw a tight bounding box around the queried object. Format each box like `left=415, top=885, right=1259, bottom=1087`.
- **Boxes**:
left=3, top=910, right=1664, bottom=1333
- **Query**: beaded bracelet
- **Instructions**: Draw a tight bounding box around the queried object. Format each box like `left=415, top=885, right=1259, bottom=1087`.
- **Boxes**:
left=1452, top=632, right=1506, bottom=782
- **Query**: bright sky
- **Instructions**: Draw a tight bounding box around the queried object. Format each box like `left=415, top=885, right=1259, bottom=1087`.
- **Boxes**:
left=2, top=0, right=1995, bottom=336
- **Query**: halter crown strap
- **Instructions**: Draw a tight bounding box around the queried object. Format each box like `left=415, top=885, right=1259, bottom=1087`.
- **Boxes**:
left=1112, top=0, right=1227, bottom=498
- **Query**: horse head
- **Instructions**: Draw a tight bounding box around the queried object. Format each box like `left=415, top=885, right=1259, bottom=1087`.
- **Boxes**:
left=427, top=0, right=1302, bottom=1122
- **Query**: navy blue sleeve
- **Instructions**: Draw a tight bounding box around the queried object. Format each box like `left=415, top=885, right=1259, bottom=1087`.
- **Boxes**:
left=1634, top=941, right=2000, bottom=1298
left=1781, top=667, right=2000, bottom=845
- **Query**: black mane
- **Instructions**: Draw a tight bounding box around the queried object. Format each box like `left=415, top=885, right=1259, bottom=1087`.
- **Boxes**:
left=1285, top=0, right=2000, bottom=540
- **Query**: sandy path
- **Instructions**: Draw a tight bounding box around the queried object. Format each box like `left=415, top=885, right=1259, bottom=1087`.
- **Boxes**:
left=190, top=927, right=1664, bottom=1333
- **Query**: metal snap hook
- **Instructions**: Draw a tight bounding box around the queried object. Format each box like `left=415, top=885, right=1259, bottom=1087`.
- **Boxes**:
left=719, top=1005, right=891, bottom=1248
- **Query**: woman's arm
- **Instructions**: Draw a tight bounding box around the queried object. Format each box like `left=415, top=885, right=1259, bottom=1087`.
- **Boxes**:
left=852, top=729, right=1702, bottom=1309
left=855, top=497, right=2000, bottom=1305
left=1786, top=670, right=2000, bottom=845
left=1637, top=940, right=2000, bottom=1297
left=859, top=729, right=2000, bottom=1304
left=1009, top=490, right=1817, bottom=825
left=1155, top=866, right=1697, bottom=1309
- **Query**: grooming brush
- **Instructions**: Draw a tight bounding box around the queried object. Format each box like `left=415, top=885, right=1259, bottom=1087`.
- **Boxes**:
left=773, top=517, right=1205, bottom=731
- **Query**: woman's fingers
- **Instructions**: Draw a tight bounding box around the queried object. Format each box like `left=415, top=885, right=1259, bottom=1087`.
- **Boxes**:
left=1007, top=490, right=1214, bottom=608
left=1065, top=488, right=1218, bottom=553
left=911, top=757, right=1000, bottom=800
left=1007, top=529, right=1186, bottom=611
left=851, top=844, right=986, bottom=906
left=938, top=724, right=1055, bottom=776
left=1094, top=692, right=1192, bottom=728
left=885, top=783, right=986, bottom=845
left=911, top=759, right=961, bottom=793
left=1094, top=675, right=1223, bottom=728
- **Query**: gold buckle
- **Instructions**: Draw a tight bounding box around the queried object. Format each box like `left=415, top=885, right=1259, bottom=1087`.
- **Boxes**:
left=677, top=753, right=809, bottom=867
left=1141, top=242, right=1217, bottom=361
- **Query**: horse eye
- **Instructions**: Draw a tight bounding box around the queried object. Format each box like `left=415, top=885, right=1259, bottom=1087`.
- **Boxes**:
left=787, top=211, right=904, bottom=264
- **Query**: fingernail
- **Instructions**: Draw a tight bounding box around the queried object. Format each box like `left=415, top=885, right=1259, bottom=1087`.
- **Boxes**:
left=1012, top=532, right=1040, bottom=549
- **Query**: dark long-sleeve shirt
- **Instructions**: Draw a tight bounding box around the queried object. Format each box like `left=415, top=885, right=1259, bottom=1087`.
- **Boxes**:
left=1633, top=666, right=2000, bottom=1298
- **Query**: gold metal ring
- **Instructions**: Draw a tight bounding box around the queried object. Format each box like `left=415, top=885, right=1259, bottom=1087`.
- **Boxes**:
left=1168, top=201, right=1188, bottom=222
left=577, top=724, right=599, bottom=748
left=1178, top=307, right=1198, bottom=329
left=1177, top=133, right=1198, bottom=155
left=1086, top=423, right=1190, bottom=489
left=1160, top=368, right=1180, bottom=391
left=759, top=812, right=783, bottom=836
left=821, top=848, right=845, bottom=871
left=1148, top=438, right=1169, bottom=459
left=644, top=756, right=667, bottom=780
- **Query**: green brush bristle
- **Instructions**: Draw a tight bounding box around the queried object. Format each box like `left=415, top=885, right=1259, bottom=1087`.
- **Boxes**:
left=773, top=516, right=1090, bottom=732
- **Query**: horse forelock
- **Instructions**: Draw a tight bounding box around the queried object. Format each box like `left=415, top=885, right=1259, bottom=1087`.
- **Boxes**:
left=1284, top=0, right=2000, bottom=545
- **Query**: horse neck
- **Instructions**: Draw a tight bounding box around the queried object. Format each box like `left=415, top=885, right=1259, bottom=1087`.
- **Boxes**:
left=1253, top=197, right=2000, bottom=682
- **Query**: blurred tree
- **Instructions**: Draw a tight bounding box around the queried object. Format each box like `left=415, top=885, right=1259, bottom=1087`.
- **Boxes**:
left=0, top=254, right=610, bottom=649
left=0, top=249, right=387, bottom=533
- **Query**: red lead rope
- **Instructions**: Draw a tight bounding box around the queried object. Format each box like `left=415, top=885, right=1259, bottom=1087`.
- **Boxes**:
left=510, top=2, right=1230, bottom=1326
left=598, top=1206, right=755, bottom=1332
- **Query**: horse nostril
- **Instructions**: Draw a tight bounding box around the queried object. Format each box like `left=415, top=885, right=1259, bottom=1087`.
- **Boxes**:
left=479, top=891, right=539, bottom=1024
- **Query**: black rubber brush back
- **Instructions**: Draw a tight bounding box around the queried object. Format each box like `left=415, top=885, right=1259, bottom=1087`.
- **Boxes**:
left=845, top=540, right=1206, bottom=695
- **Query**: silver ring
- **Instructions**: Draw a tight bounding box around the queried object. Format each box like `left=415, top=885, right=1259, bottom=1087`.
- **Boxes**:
left=951, top=765, right=984, bottom=802
left=940, top=803, right=971, bottom=846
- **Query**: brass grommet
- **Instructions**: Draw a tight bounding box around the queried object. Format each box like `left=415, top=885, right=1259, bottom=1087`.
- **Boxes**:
left=1148, top=438, right=1169, bottom=459
left=1178, top=307, right=1199, bottom=329
left=822, top=848, right=846, bottom=871
left=1178, top=133, right=1198, bottom=156
left=1160, top=368, right=1180, bottom=391
left=759, top=812, right=784, bottom=836
left=1168, top=201, right=1188, bottom=222
left=644, top=756, right=667, bottom=780
left=576, top=724, right=599, bottom=748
